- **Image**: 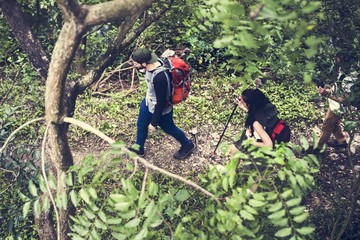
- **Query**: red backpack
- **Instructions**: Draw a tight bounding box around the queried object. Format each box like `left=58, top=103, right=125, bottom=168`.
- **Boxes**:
left=161, top=56, right=191, bottom=104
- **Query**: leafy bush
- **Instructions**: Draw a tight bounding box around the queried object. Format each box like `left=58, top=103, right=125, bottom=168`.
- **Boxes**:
left=19, top=139, right=318, bottom=239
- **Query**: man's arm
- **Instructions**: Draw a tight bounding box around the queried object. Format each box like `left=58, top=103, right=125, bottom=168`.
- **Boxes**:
left=151, top=71, right=169, bottom=127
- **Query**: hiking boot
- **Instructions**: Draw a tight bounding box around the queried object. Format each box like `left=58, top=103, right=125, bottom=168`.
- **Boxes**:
left=173, top=142, right=196, bottom=160
left=327, top=140, right=348, bottom=148
left=128, top=147, right=145, bottom=157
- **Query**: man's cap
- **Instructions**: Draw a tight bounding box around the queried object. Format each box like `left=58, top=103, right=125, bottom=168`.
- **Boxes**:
left=132, top=48, right=158, bottom=64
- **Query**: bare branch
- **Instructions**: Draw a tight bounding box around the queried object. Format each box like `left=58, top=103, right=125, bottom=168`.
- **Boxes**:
left=0, top=117, right=45, bottom=154
left=62, top=117, right=219, bottom=203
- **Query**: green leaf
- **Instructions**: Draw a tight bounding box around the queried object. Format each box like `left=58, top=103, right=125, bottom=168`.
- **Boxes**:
left=286, top=198, right=301, bottom=207
left=111, top=232, right=127, bottom=240
left=124, top=218, right=141, bottom=228
left=18, top=192, right=30, bottom=201
left=222, top=177, right=229, bottom=192
left=34, top=199, right=41, bottom=217
left=114, top=202, right=132, bottom=211
left=84, top=208, right=95, bottom=220
left=148, top=182, right=158, bottom=196
left=67, top=173, right=74, bottom=186
left=244, top=205, right=258, bottom=215
left=268, top=201, right=282, bottom=212
left=98, top=210, right=107, bottom=222
left=92, top=171, right=103, bottom=184
left=299, top=136, right=309, bottom=150
left=144, top=201, right=156, bottom=217
left=91, top=229, right=101, bottom=240
left=293, top=212, right=309, bottom=223
left=281, top=189, right=293, bottom=199
left=94, top=219, right=107, bottom=230
left=61, top=192, right=68, bottom=210
left=60, top=172, right=66, bottom=188
left=134, top=228, right=148, bottom=240
left=312, top=131, right=318, bottom=149
left=79, top=188, right=90, bottom=204
left=107, top=218, right=122, bottom=225
left=252, top=193, right=265, bottom=201
left=229, top=174, right=235, bottom=189
left=278, top=170, right=285, bottom=181
left=302, top=1, right=321, bottom=14
left=48, top=173, right=57, bottom=189
left=23, top=202, right=31, bottom=218
left=121, top=210, right=136, bottom=219
left=43, top=196, right=50, bottom=213
left=70, top=216, right=80, bottom=225
left=88, top=187, right=98, bottom=200
left=38, top=175, right=47, bottom=193
left=240, top=210, right=255, bottom=220
left=289, top=206, right=306, bottom=215
left=271, top=218, right=288, bottom=226
left=110, top=194, right=127, bottom=203
left=70, top=190, right=79, bottom=207
left=149, top=218, right=163, bottom=228
left=78, top=215, right=91, bottom=228
left=73, top=224, right=89, bottom=237
left=182, top=215, right=192, bottom=223
left=29, top=180, right=38, bottom=197
left=268, top=210, right=286, bottom=219
left=175, top=189, right=191, bottom=202
left=296, top=175, right=306, bottom=188
left=296, top=226, right=315, bottom=235
left=248, top=199, right=266, bottom=207
left=344, top=121, right=357, bottom=132
left=275, top=227, right=292, bottom=237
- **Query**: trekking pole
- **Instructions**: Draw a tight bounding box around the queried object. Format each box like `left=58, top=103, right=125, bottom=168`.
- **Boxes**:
left=213, top=103, right=238, bottom=154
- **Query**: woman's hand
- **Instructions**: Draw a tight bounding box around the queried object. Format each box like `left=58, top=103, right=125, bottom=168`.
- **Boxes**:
left=236, top=96, right=248, bottom=112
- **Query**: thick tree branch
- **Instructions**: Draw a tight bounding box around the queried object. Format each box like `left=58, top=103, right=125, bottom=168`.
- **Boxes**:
left=56, top=0, right=85, bottom=21
left=84, top=0, right=155, bottom=27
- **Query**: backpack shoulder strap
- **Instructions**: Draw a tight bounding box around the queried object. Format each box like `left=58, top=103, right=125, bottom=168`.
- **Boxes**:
left=150, top=66, right=173, bottom=104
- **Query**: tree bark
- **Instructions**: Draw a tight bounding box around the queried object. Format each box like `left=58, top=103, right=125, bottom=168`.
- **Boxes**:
left=0, top=0, right=50, bottom=80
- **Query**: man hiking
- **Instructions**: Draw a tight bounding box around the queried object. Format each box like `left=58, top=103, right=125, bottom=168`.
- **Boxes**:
left=129, top=48, right=196, bottom=159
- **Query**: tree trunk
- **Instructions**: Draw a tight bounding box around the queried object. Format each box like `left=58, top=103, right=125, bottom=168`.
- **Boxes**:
left=2, top=0, right=162, bottom=238
left=0, top=0, right=50, bottom=80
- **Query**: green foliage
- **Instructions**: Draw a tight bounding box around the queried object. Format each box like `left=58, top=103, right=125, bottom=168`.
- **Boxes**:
left=191, top=141, right=319, bottom=239
left=260, top=82, right=320, bottom=127
left=0, top=65, right=44, bottom=140
left=191, top=0, right=350, bottom=85
left=19, top=140, right=318, bottom=239
left=0, top=144, right=41, bottom=239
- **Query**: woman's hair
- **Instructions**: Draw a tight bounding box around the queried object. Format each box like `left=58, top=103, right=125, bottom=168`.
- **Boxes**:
left=242, top=88, right=271, bottom=131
